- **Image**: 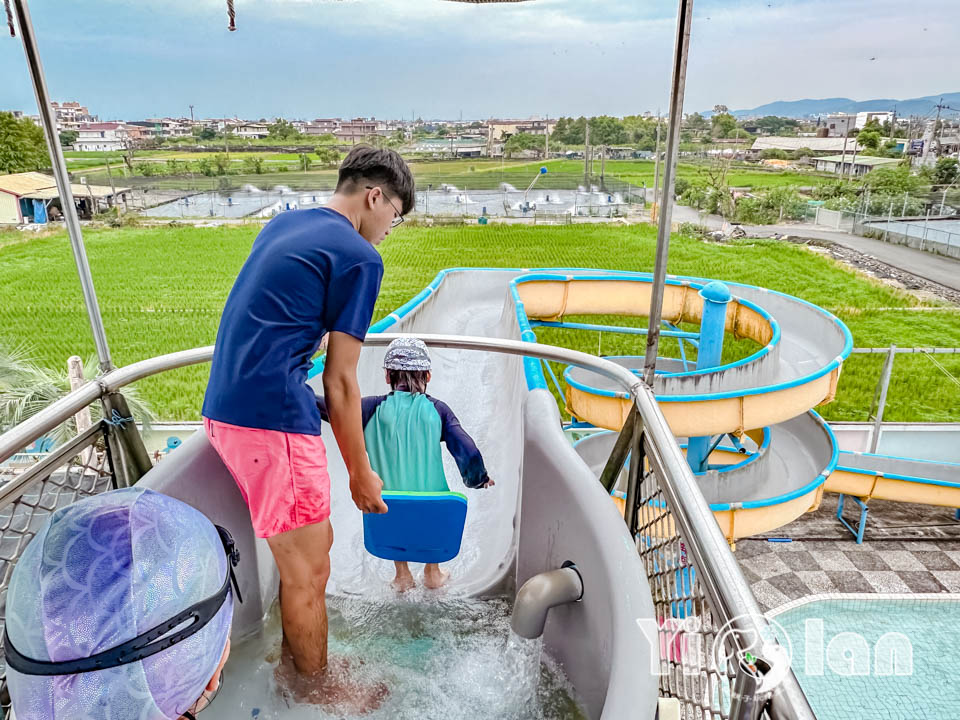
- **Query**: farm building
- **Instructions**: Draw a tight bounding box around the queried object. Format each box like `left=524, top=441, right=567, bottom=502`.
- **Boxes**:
left=0, top=171, right=131, bottom=225
left=812, top=155, right=901, bottom=177
left=748, top=136, right=862, bottom=158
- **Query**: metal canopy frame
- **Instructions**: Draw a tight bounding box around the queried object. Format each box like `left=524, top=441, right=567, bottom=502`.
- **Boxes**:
left=10, top=0, right=113, bottom=372
left=644, top=0, right=693, bottom=385
left=8, top=0, right=691, bottom=386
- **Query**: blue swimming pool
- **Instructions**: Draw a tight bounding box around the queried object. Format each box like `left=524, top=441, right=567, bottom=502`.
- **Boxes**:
left=771, top=596, right=960, bottom=719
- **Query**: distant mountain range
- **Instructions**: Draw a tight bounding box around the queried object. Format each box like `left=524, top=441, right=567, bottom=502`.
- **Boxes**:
left=705, top=92, right=960, bottom=119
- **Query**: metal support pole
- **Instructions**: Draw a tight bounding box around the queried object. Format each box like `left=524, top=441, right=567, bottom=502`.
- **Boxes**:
left=869, top=343, right=895, bottom=454
left=599, top=403, right=638, bottom=493
left=100, top=391, right=153, bottom=487
left=729, top=655, right=769, bottom=720
left=686, top=281, right=731, bottom=471
left=921, top=209, right=930, bottom=251
left=12, top=0, right=113, bottom=372
left=643, top=0, right=694, bottom=387
left=623, top=413, right=645, bottom=536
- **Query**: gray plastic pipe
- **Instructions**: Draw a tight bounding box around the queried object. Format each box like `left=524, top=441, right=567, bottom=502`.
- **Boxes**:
left=511, top=564, right=584, bottom=640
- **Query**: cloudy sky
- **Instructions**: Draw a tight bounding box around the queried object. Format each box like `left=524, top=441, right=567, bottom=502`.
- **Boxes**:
left=1, top=0, right=956, bottom=121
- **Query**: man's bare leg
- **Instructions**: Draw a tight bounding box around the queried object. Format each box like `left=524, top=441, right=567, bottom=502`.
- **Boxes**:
left=268, top=520, right=387, bottom=713
left=267, top=520, right=334, bottom=674
left=392, top=561, right=415, bottom=592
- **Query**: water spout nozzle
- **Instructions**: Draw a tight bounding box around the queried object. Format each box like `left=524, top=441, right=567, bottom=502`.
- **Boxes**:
left=511, top=562, right=584, bottom=640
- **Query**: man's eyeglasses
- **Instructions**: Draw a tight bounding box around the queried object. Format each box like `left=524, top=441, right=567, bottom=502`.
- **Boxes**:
left=365, top=185, right=404, bottom=227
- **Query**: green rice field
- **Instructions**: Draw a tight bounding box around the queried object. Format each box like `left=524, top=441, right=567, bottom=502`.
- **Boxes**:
left=0, top=222, right=958, bottom=423
left=72, top=156, right=824, bottom=193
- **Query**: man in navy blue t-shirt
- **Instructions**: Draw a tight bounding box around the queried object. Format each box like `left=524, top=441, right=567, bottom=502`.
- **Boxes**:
left=203, top=146, right=413, bottom=707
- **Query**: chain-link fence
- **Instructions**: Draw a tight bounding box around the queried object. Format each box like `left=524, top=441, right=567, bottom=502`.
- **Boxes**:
left=636, top=460, right=739, bottom=718
left=812, top=205, right=960, bottom=260
left=599, top=399, right=809, bottom=720
left=0, top=421, right=115, bottom=716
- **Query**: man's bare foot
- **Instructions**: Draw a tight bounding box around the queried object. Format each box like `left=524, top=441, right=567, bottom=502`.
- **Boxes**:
left=275, top=654, right=388, bottom=715
left=423, top=564, right=449, bottom=590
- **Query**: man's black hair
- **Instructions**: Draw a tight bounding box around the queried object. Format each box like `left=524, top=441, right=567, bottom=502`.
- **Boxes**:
left=336, top=146, right=415, bottom=215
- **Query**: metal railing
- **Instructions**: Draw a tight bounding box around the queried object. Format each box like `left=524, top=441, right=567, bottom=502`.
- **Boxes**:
left=0, top=337, right=813, bottom=719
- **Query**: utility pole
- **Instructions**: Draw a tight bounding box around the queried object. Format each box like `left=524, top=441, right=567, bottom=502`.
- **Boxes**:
left=544, top=117, right=549, bottom=160
left=224, top=114, right=231, bottom=162
left=652, top=111, right=662, bottom=215
left=848, top=134, right=859, bottom=181
left=922, top=98, right=951, bottom=164
left=933, top=99, right=943, bottom=160
left=584, top=120, right=591, bottom=188
left=104, top=156, right=118, bottom=213
left=838, top=130, right=850, bottom=179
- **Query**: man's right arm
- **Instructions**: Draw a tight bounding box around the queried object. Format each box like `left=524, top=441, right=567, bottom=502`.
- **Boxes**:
left=322, top=331, right=388, bottom=514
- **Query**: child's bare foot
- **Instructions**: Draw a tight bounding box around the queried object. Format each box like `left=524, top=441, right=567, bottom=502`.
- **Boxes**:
left=423, top=563, right=449, bottom=589
left=392, top=561, right=416, bottom=592
left=275, top=653, right=388, bottom=715
left=392, top=573, right=416, bottom=592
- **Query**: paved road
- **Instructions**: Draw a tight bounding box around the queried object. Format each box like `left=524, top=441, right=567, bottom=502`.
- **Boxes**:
left=668, top=203, right=960, bottom=293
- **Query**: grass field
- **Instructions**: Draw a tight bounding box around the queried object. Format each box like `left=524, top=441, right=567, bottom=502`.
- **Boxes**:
left=1, top=223, right=958, bottom=423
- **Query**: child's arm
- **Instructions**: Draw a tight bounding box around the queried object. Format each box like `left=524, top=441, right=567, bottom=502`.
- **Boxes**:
left=317, top=393, right=387, bottom=426
left=429, top=397, right=493, bottom=489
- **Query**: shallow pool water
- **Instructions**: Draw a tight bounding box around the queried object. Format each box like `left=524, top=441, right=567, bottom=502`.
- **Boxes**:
left=772, top=597, right=960, bottom=719
left=203, top=594, right=588, bottom=720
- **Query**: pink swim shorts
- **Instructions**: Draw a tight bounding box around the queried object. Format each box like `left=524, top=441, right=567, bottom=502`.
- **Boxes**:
left=204, top=417, right=331, bottom=538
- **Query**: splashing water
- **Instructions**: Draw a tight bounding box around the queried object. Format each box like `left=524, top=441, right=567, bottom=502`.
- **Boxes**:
left=202, top=595, right=587, bottom=720
left=500, top=183, right=520, bottom=193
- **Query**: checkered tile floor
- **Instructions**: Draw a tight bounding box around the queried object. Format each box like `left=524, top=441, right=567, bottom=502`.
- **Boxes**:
left=734, top=494, right=960, bottom=611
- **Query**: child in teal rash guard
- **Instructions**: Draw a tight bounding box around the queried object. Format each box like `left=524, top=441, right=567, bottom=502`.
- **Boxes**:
left=316, top=337, right=494, bottom=591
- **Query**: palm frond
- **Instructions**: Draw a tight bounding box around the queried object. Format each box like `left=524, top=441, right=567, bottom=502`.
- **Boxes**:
left=0, top=347, right=155, bottom=444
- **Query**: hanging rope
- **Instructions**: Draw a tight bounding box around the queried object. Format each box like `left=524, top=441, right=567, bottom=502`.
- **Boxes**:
left=226, top=0, right=236, bottom=31
left=104, top=409, right=135, bottom=428
left=4, top=0, right=15, bottom=38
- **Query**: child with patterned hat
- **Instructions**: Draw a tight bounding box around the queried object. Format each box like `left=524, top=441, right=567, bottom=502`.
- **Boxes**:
left=317, top=336, right=493, bottom=590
